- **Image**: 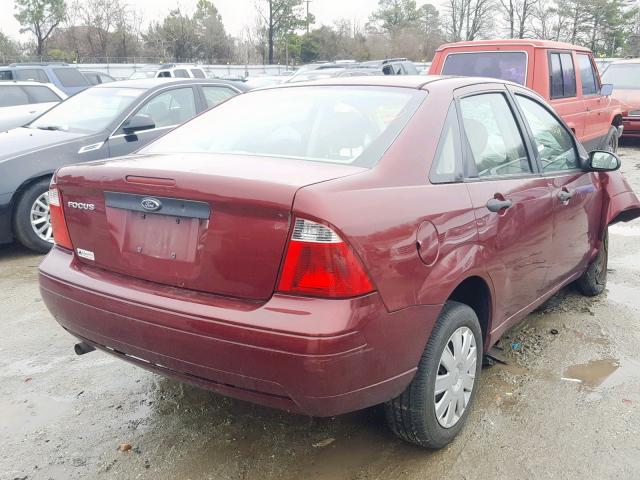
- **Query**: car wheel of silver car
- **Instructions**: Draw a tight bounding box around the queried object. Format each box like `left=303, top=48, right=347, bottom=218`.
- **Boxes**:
left=13, top=178, right=55, bottom=253
left=576, top=229, right=608, bottom=296
left=385, top=301, right=482, bottom=448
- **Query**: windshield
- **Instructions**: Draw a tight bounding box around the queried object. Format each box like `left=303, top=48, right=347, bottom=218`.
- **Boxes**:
left=442, top=51, right=527, bottom=85
left=601, top=64, right=640, bottom=90
left=141, top=86, right=425, bottom=167
left=29, top=87, right=144, bottom=134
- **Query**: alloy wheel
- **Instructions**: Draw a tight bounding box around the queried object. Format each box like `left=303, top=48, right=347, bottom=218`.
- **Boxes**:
left=434, top=326, right=477, bottom=428
left=30, top=191, right=53, bottom=244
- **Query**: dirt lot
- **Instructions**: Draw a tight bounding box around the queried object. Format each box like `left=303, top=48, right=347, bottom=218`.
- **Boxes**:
left=2, top=140, right=640, bottom=480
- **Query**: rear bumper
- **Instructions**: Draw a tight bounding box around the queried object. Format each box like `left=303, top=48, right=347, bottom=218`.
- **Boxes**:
left=621, top=117, right=640, bottom=137
left=39, top=247, right=440, bottom=416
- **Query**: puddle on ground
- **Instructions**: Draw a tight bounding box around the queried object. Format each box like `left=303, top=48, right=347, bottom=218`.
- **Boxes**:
left=563, top=359, right=620, bottom=387
left=605, top=283, right=640, bottom=310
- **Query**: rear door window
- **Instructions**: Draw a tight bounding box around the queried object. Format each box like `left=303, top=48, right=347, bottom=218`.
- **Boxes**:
left=202, top=86, right=236, bottom=108
left=549, top=52, right=577, bottom=98
left=430, top=103, right=463, bottom=183
left=0, top=85, right=29, bottom=107
left=173, top=69, right=189, bottom=78
left=190, top=68, right=206, bottom=78
left=14, top=68, right=50, bottom=83
left=53, top=68, right=90, bottom=87
left=442, top=51, right=527, bottom=85
left=22, top=85, right=62, bottom=103
left=459, top=92, right=531, bottom=178
left=577, top=54, right=598, bottom=95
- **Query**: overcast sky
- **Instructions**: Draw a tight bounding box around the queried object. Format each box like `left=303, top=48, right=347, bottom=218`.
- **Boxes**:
left=1, top=0, right=441, bottom=41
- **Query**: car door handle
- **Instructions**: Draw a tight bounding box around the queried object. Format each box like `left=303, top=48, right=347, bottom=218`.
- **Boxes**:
left=558, top=190, right=574, bottom=202
left=486, top=198, right=513, bottom=212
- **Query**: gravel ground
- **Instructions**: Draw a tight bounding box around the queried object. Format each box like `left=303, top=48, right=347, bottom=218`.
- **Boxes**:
left=1, top=140, right=640, bottom=480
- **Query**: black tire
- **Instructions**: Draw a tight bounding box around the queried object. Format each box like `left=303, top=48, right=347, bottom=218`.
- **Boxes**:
left=576, top=229, right=608, bottom=296
left=384, top=301, right=482, bottom=448
left=604, top=126, right=618, bottom=153
left=12, top=178, right=54, bottom=253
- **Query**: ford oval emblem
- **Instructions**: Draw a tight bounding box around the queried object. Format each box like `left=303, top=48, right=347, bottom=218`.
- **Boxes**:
left=141, top=197, right=162, bottom=211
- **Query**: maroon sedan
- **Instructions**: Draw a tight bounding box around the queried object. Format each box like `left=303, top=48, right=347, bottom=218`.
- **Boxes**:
left=39, top=76, right=640, bottom=448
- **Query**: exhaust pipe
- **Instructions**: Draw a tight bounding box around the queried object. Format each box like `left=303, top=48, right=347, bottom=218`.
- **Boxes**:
left=74, top=342, right=95, bottom=355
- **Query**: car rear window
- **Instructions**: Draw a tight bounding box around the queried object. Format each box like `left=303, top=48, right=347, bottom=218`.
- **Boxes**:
left=442, top=51, right=527, bottom=85
left=53, top=68, right=90, bottom=87
left=142, top=86, right=425, bottom=168
left=601, top=64, right=640, bottom=90
left=14, top=68, right=49, bottom=83
left=0, top=70, right=13, bottom=80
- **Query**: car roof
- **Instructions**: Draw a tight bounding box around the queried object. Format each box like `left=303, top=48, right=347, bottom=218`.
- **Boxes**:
left=271, top=74, right=454, bottom=89
left=5, top=62, right=76, bottom=68
left=0, top=80, right=58, bottom=87
left=94, top=78, right=249, bottom=91
left=436, top=39, right=592, bottom=52
left=270, top=74, right=532, bottom=96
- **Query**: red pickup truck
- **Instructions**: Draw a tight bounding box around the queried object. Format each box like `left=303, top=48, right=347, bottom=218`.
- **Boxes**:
left=429, top=40, right=623, bottom=152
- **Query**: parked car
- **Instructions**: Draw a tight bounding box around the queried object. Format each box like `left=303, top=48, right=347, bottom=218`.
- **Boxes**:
left=286, top=61, right=360, bottom=82
left=0, top=81, right=67, bottom=131
left=601, top=59, right=640, bottom=138
left=361, top=58, right=419, bottom=75
left=429, top=40, right=623, bottom=152
left=0, top=78, right=248, bottom=252
left=81, top=70, right=116, bottom=85
left=156, top=63, right=207, bottom=79
left=0, top=62, right=91, bottom=95
left=595, top=57, right=621, bottom=74
left=244, top=75, right=286, bottom=89
left=129, top=69, right=158, bottom=79
left=286, top=67, right=378, bottom=83
left=39, top=76, right=640, bottom=448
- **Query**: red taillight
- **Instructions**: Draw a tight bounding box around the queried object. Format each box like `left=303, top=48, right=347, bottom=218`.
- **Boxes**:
left=277, top=218, right=374, bottom=298
left=48, top=187, right=73, bottom=250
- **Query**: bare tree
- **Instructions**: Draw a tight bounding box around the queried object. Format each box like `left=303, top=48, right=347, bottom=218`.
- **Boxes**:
left=446, top=0, right=494, bottom=41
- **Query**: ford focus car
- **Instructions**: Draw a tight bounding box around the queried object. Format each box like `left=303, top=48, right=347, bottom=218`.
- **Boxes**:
left=39, top=76, right=640, bottom=448
left=0, top=78, right=247, bottom=253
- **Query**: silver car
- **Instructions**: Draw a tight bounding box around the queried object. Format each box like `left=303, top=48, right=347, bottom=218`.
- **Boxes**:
left=0, top=81, right=67, bottom=131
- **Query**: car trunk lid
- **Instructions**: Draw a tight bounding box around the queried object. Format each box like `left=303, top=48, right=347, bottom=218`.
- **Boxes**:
left=55, top=153, right=366, bottom=300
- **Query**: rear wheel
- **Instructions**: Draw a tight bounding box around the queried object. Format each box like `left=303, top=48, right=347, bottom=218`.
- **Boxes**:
left=385, top=301, right=482, bottom=448
left=576, top=229, right=608, bottom=296
left=12, top=178, right=54, bottom=253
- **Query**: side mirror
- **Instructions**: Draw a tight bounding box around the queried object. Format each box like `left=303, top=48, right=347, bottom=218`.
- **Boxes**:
left=588, top=150, right=620, bottom=171
left=600, top=84, right=613, bottom=96
left=122, top=114, right=155, bottom=135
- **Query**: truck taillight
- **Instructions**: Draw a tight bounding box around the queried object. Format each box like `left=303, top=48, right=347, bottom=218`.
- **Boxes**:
left=48, top=188, right=73, bottom=250
left=277, top=218, right=374, bottom=298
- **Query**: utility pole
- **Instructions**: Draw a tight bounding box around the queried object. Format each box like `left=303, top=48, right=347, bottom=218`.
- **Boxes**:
left=305, top=0, right=312, bottom=34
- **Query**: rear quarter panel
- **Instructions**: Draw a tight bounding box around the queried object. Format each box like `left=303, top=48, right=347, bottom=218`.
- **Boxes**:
left=292, top=87, right=483, bottom=313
